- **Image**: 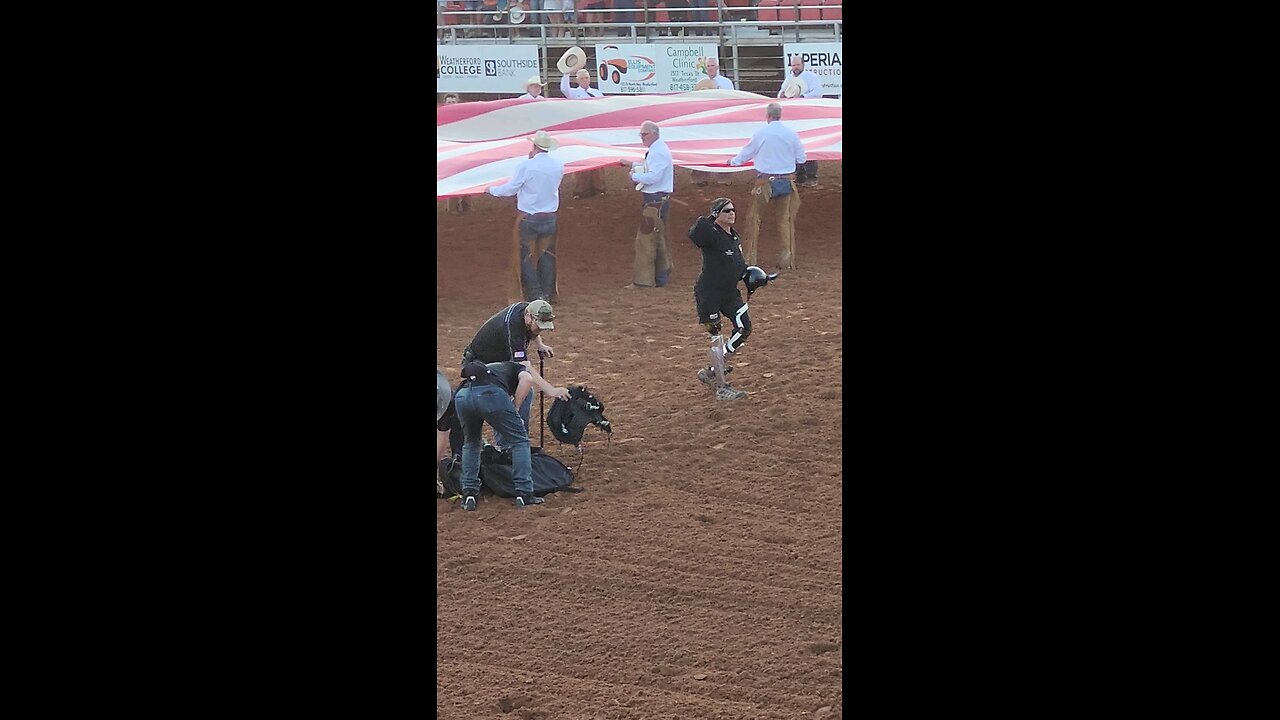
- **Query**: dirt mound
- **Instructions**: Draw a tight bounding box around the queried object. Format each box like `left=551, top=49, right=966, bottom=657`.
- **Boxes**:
left=437, top=164, right=843, bottom=719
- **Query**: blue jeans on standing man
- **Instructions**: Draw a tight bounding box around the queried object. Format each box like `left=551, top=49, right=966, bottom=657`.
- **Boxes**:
left=519, top=212, right=558, bottom=302
left=455, top=384, right=533, bottom=497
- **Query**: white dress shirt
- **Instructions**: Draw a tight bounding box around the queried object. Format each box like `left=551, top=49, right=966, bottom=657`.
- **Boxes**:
left=707, top=74, right=734, bottom=90
left=728, top=121, right=807, bottom=175
left=778, top=69, right=824, bottom=98
left=630, top=138, right=674, bottom=193
left=561, top=73, right=603, bottom=99
left=487, top=151, right=566, bottom=214
left=516, top=93, right=546, bottom=101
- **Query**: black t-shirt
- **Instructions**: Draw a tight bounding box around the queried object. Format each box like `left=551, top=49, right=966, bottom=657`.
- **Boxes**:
left=689, top=216, right=746, bottom=290
left=465, top=303, right=533, bottom=363
left=478, top=361, right=527, bottom=395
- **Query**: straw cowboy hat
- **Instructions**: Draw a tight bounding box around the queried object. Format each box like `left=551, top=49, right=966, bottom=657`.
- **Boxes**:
left=782, top=76, right=808, bottom=98
left=508, top=5, right=526, bottom=23
left=530, top=130, right=559, bottom=152
left=694, top=77, right=717, bottom=91
left=525, top=74, right=544, bottom=90
left=557, top=46, right=587, bottom=75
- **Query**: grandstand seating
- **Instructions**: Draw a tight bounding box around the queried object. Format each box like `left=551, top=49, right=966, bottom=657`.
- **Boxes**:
left=821, top=0, right=841, bottom=20
left=777, top=0, right=797, bottom=24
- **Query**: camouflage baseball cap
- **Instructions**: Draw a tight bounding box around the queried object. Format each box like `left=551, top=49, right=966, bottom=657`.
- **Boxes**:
left=526, top=300, right=555, bottom=330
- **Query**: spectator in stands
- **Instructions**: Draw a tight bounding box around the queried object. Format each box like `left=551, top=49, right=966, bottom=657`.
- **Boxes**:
left=613, top=0, right=637, bottom=36
left=778, top=54, right=824, bottom=188
left=690, top=0, right=715, bottom=35
left=443, top=93, right=461, bottom=104
left=544, top=0, right=566, bottom=36
left=728, top=102, right=806, bottom=270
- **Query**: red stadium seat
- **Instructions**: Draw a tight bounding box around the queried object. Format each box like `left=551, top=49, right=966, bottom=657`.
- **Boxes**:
left=821, top=0, right=841, bottom=21
left=655, top=1, right=669, bottom=24
left=778, top=0, right=797, bottom=24
left=799, top=0, right=821, bottom=22
left=757, top=0, right=778, bottom=24
left=444, top=0, right=463, bottom=25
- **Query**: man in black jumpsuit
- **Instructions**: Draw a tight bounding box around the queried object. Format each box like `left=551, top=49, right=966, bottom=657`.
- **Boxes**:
left=688, top=197, right=751, bottom=401
left=461, top=299, right=557, bottom=428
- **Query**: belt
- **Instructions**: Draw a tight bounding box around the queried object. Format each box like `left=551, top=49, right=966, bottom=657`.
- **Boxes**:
left=757, top=173, right=795, bottom=180
left=520, top=211, right=555, bottom=219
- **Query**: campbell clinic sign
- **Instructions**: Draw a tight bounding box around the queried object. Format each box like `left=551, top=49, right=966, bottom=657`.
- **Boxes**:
left=782, top=43, right=843, bottom=96
left=594, top=44, right=719, bottom=94
left=436, top=45, right=541, bottom=94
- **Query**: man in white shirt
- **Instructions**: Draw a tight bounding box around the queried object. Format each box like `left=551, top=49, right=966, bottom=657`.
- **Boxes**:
left=691, top=58, right=735, bottom=187
left=560, top=68, right=607, bottom=199
left=778, top=54, right=823, bottom=188
left=704, top=58, right=735, bottom=90
left=560, top=67, right=603, bottom=99
left=617, top=121, right=675, bottom=288
left=516, top=75, right=546, bottom=101
left=728, top=103, right=806, bottom=270
left=487, top=130, right=568, bottom=302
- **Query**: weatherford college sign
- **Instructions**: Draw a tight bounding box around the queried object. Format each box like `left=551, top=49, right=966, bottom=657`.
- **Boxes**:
left=436, top=45, right=541, bottom=94
left=782, top=43, right=843, bottom=96
left=594, top=44, right=720, bottom=94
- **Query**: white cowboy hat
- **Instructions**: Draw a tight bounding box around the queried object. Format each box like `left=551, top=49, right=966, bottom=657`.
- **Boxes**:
left=634, top=162, right=646, bottom=191
left=525, top=74, right=544, bottom=89
left=557, top=46, right=587, bottom=75
left=782, top=76, right=808, bottom=98
left=508, top=5, right=526, bottom=23
left=694, top=77, right=717, bottom=91
left=530, top=130, right=559, bottom=152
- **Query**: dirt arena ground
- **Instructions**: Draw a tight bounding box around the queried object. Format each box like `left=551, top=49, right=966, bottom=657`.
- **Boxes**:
left=436, top=163, right=843, bottom=719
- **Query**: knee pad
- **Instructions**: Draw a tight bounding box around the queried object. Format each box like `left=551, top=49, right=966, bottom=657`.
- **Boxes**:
left=725, top=313, right=751, bottom=353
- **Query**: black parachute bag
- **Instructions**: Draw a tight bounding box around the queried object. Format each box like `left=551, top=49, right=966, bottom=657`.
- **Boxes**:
left=478, top=444, right=579, bottom=498
left=546, top=386, right=612, bottom=446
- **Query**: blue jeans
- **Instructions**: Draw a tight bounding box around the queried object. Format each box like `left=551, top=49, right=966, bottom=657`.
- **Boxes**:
left=455, top=385, right=533, bottom=497
left=519, top=213, right=557, bottom=302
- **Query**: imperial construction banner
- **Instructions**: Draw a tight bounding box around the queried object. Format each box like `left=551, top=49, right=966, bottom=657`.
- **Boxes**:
left=436, top=45, right=541, bottom=94
left=593, top=44, right=720, bottom=94
left=782, top=43, right=843, bottom=96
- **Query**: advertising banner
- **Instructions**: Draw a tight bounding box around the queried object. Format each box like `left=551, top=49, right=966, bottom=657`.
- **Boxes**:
left=436, top=45, right=542, bottom=94
left=782, top=43, right=843, bottom=96
left=594, top=43, right=720, bottom=94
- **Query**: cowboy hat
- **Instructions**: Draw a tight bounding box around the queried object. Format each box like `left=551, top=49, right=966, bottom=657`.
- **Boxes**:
left=694, top=77, right=717, bottom=91
left=508, top=5, right=526, bottom=23
left=634, top=162, right=646, bottom=191
left=557, top=46, right=587, bottom=75
left=530, top=130, right=559, bottom=152
left=524, top=74, right=544, bottom=89
left=782, top=76, right=808, bottom=98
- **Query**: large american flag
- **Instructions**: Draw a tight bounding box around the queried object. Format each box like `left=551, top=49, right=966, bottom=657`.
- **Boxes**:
left=437, top=89, right=842, bottom=198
